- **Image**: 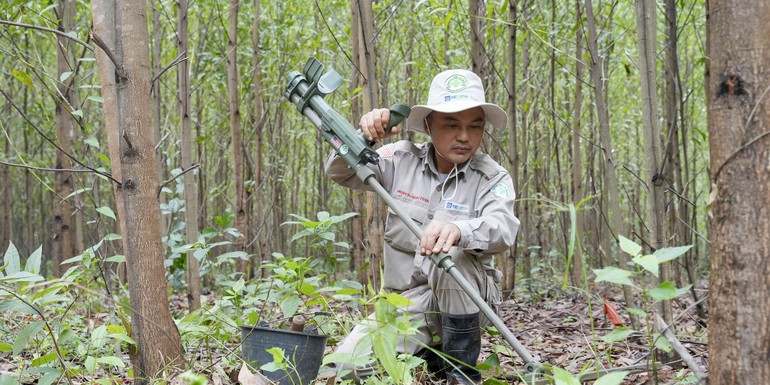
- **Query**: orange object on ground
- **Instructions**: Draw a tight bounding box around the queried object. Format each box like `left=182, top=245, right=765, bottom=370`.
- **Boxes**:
left=603, top=294, right=624, bottom=327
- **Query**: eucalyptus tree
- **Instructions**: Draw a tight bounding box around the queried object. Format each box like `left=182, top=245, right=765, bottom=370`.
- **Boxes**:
left=52, top=0, right=77, bottom=276
left=227, top=0, right=250, bottom=276
left=584, top=0, right=639, bottom=328
left=179, top=0, right=201, bottom=310
left=634, top=0, right=672, bottom=327
left=707, top=0, right=770, bottom=382
left=90, top=0, right=183, bottom=379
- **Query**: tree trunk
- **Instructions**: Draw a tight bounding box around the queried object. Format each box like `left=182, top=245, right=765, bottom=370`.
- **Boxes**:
left=1, top=113, right=10, bottom=255
left=356, top=0, right=382, bottom=289
left=442, top=0, right=453, bottom=66
left=348, top=0, right=367, bottom=284
left=585, top=0, right=639, bottom=328
left=90, top=0, right=183, bottom=380
left=707, top=0, right=770, bottom=383
left=151, top=2, right=167, bottom=237
left=52, top=0, right=77, bottom=276
left=179, top=0, right=201, bottom=311
left=634, top=0, right=672, bottom=328
left=519, top=0, right=532, bottom=280
left=504, top=0, right=519, bottom=293
left=252, top=0, right=267, bottom=275
left=570, top=0, right=585, bottom=287
left=227, top=0, right=248, bottom=277
left=470, top=0, right=486, bottom=79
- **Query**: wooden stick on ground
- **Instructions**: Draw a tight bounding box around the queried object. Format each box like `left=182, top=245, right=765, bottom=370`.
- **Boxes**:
left=654, top=313, right=707, bottom=382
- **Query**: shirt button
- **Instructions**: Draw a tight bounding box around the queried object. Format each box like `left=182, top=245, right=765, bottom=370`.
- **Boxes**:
left=428, top=214, right=434, bottom=220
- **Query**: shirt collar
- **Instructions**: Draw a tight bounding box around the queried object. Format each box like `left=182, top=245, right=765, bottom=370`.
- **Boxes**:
left=419, top=143, right=472, bottom=177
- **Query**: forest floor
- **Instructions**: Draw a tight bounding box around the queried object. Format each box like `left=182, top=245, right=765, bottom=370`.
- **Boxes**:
left=0, top=281, right=709, bottom=385
left=473, top=284, right=709, bottom=384
left=313, top=281, right=710, bottom=384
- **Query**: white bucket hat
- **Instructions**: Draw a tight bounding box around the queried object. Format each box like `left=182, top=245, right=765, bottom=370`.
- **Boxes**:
left=407, top=69, right=507, bottom=133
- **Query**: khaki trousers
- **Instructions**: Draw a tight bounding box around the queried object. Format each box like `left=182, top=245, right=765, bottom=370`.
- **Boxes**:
left=333, top=253, right=501, bottom=380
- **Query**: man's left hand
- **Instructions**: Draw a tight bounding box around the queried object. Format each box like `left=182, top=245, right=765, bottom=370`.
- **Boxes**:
left=420, top=221, right=461, bottom=255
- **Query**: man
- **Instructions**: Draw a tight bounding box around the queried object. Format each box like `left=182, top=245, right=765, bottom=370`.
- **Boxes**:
left=325, top=69, right=519, bottom=384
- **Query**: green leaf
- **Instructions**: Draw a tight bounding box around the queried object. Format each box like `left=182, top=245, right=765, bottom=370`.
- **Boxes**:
left=60, top=71, right=73, bottom=83
left=13, top=321, right=45, bottom=355
left=654, top=245, right=693, bottom=263
left=0, top=271, right=44, bottom=284
left=31, top=351, right=58, bottom=367
left=654, top=333, right=673, bottom=352
left=38, top=371, right=62, bottom=385
left=86, top=95, right=103, bottom=104
left=84, top=137, right=100, bottom=148
left=96, top=356, right=126, bottom=368
left=3, top=242, right=20, bottom=274
left=601, top=328, right=637, bottom=343
left=84, top=356, right=96, bottom=373
left=552, top=366, right=581, bottom=385
left=91, top=325, right=107, bottom=348
left=592, top=267, right=635, bottom=287
left=106, top=255, right=126, bottom=263
left=216, top=251, right=248, bottom=262
left=104, top=233, right=122, bottom=241
left=65, top=187, right=92, bottom=200
left=626, top=307, right=647, bottom=317
left=649, top=281, right=691, bottom=301
left=383, top=292, right=413, bottom=307
left=0, top=343, right=12, bottom=352
left=0, top=298, right=38, bottom=314
left=618, top=236, right=642, bottom=257
left=11, top=69, right=33, bottom=86
left=632, top=254, right=659, bottom=277
left=71, top=109, right=83, bottom=118
left=280, top=294, right=302, bottom=318
left=594, top=371, right=630, bottom=385
left=96, top=206, right=116, bottom=220
left=0, top=374, right=21, bottom=385
left=25, top=246, right=43, bottom=275
left=266, top=347, right=285, bottom=364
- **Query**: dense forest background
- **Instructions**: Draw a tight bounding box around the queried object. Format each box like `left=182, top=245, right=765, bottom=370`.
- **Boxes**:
left=0, top=0, right=709, bottom=287
left=5, top=0, right=758, bottom=384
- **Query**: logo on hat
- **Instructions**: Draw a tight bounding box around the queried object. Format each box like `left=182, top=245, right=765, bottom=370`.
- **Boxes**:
left=444, top=74, right=469, bottom=93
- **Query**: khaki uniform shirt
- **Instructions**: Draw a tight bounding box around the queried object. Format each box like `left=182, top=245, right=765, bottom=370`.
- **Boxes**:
left=325, top=140, right=519, bottom=292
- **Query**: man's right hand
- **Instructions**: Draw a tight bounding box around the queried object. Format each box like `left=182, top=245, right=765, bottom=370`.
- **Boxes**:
left=360, top=108, right=401, bottom=142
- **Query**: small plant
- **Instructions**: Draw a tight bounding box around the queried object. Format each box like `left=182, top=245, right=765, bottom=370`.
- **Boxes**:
left=282, top=211, right=358, bottom=278
left=0, top=241, right=134, bottom=385
left=592, top=236, right=693, bottom=377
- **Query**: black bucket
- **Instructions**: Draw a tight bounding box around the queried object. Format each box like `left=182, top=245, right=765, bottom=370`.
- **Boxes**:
left=240, top=325, right=329, bottom=385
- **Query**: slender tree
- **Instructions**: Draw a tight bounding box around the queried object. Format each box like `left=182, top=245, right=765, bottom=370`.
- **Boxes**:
left=504, top=0, right=519, bottom=292
left=251, top=0, right=267, bottom=272
left=227, top=0, right=249, bottom=276
left=634, top=0, right=672, bottom=327
left=348, top=0, right=367, bottom=284
left=52, top=0, right=77, bottom=276
left=1, top=112, right=10, bottom=255
left=470, top=0, right=486, bottom=78
left=707, top=0, right=770, bottom=382
left=356, top=0, right=382, bottom=288
left=570, top=0, right=585, bottom=287
left=178, top=0, right=201, bottom=310
left=90, top=0, right=183, bottom=380
left=585, top=0, right=638, bottom=328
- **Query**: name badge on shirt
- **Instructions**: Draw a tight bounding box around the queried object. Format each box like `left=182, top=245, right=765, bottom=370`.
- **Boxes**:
left=444, top=201, right=470, bottom=214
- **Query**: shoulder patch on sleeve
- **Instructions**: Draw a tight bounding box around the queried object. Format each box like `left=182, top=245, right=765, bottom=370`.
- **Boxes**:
left=491, top=182, right=512, bottom=198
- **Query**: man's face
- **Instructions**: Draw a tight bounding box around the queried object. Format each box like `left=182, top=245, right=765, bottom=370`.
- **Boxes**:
left=425, top=107, right=486, bottom=173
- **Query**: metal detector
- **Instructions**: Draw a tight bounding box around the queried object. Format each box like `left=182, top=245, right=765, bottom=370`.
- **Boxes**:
left=284, top=57, right=543, bottom=381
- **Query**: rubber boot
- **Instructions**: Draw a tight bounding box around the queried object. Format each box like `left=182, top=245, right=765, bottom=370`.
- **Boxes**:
left=416, top=347, right=446, bottom=379
left=441, top=313, right=482, bottom=385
